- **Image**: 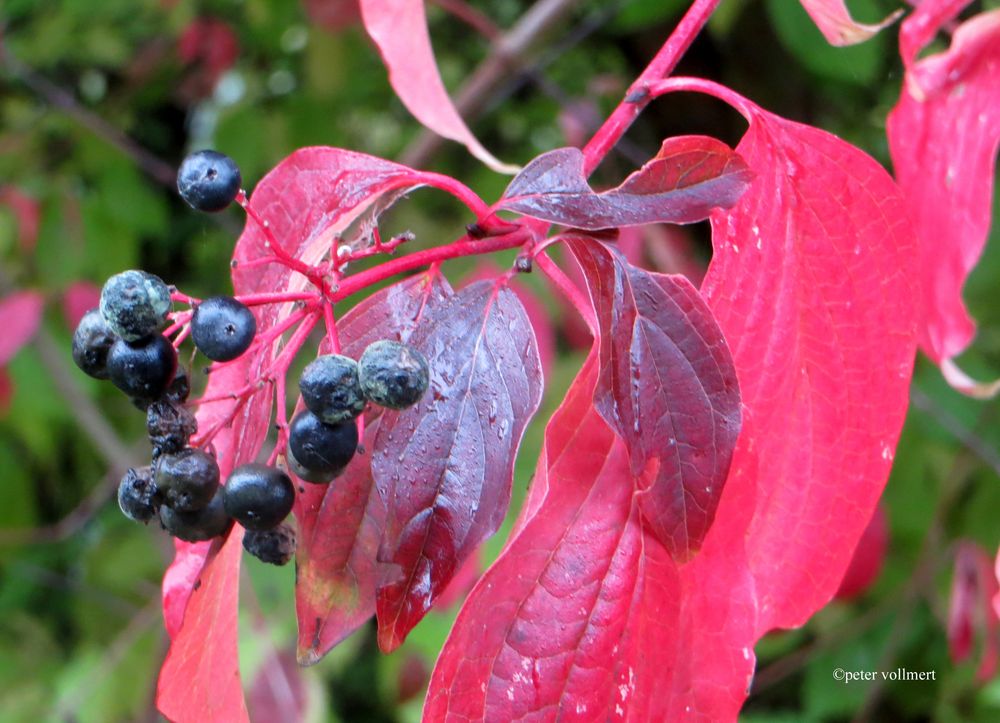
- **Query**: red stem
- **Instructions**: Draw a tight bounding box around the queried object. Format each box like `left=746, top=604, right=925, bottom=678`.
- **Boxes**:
left=580, top=0, right=722, bottom=176
left=535, top=251, right=597, bottom=337
left=237, top=190, right=329, bottom=288
left=333, top=228, right=532, bottom=302
left=236, top=291, right=320, bottom=307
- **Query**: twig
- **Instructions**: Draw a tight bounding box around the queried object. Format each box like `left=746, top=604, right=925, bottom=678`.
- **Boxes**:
left=909, top=386, right=1000, bottom=477
left=0, top=41, right=176, bottom=187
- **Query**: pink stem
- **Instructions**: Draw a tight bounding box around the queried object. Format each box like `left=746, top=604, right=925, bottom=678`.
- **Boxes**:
left=171, top=325, right=192, bottom=349
left=535, top=251, right=597, bottom=337
left=171, top=291, right=200, bottom=305
left=237, top=190, right=328, bottom=288
left=580, top=0, right=722, bottom=176
left=322, top=301, right=342, bottom=355
left=333, top=228, right=532, bottom=302
left=236, top=291, right=320, bottom=307
left=647, top=76, right=752, bottom=117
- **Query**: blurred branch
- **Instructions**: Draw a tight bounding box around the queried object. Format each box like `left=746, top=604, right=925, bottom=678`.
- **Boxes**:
left=909, top=386, right=1000, bottom=477
left=51, top=598, right=162, bottom=720
left=0, top=38, right=176, bottom=187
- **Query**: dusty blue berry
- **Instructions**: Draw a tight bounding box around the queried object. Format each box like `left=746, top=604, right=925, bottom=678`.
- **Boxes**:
left=358, top=340, right=429, bottom=409
left=155, top=447, right=220, bottom=512
left=118, top=466, right=160, bottom=523
left=299, top=354, right=365, bottom=424
left=100, top=270, right=172, bottom=342
left=287, top=410, right=357, bottom=484
left=72, top=307, right=117, bottom=379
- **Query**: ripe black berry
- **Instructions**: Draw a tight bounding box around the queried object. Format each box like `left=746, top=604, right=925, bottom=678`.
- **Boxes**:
left=287, top=410, right=357, bottom=483
left=299, top=354, right=366, bottom=424
left=72, top=308, right=118, bottom=379
left=160, top=489, right=231, bottom=542
left=100, top=270, right=172, bottom=342
left=177, top=150, right=242, bottom=212
left=107, top=334, right=177, bottom=400
left=118, top=466, right=160, bottom=523
left=223, top=463, right=295, bottom=531
left=147, top=399, right=198, bottom=457
left=191, top=296, right=256, bottom=362
left=242, top=523, right=297, bottom=566
left=358, top=340, right=430, bottom=409
left=166, top=365, right=190, bottom=403
left=155, top=448, right=220, bottom=512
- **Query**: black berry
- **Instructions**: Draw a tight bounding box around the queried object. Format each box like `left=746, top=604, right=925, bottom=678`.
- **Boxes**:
left=147, top=398, right=198, bottom=458
left=166, top=365, right=191, bottom=403
left=160, top=488, right=231, bottom=542
left=358, top=340, right=430, bottom=409
left=287, top=410, right=357, bottom=483
left=118, top=466, right=160, bottom=523
left=191, top=296, right=256, bottom=362
left=223, top=463, right=295, bottom=531
left=72, top=308, right=118, bottom=379
left=100, top=270, right=172, bottom=342
left=242, top=523, right=297, bottom=566
left=155, top=447, right=220, bottom=512
left=177, top=150, right=242, bottom=212
left=107, top=334, right=177, bottom=400
left=299, top=354, right=366, bottom=424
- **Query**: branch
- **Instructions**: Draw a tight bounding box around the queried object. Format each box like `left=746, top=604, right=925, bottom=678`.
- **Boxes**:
left=0, top=41, right=176, bottom=187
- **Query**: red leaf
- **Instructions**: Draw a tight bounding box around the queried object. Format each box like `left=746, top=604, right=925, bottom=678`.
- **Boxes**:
left=294, top=271, right=453, bottom=665
left=947, top=542, right=999, bottom=681
left=177, top=18, right=240, bottom=101
left=685, top=82, right=918, bottom=632
left=425, top=358, right=758, bottom=720
left=0, top=367, right=11, bottom=415
left=569, top=238, right=741, bottom=558
left=462, top=260, right=557, bottom=379
left=0, top=290, right=44, bottom=366
left=304, top=0, right=360, bottom=32
left=498, top=136, right=752, bottom=230
left=158, top=357, right=259, bottom=722
left=247, top=648, right=309, bottom=723
left=158, top=530, right=248, bottom=723
left=0, top=186, right=40, bottom=252
left=358, top=0, right=515, bottom=173
left=798, top=0, right=901, bottom=46
left=373, top=280, right=543, bottom=651
left=61, top=281, right=101, bottom=330
left=835, top=503, right=888, bottom=600
left=887, top=8, right=1000, bottom=379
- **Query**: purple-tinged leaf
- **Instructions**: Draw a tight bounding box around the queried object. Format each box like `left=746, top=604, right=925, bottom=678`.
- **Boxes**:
left=498, top=135, right=752, bottom=230
left=295, top=271, right=453, bottom=665
left=570, top=238, right=741, bottom=558
left=372, top=280, right=543, bottom=651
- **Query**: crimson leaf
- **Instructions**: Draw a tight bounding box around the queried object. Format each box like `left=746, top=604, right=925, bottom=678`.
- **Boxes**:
left=295, top=271, right=453, bottom=665
left=425, top=358, right=758, bottom=721
left=497, top=135, right=752, bottom=230
left=686, top=83, right=919, bottom=632
left=372, top=280, right=543, bottom=651
left=798, top=0, right=901, bottom=45
left=358, top=0, right=514, bottom=172
left=569, top=237, right=741, bottom=559
left=887, top=6, right=1000, bottom=387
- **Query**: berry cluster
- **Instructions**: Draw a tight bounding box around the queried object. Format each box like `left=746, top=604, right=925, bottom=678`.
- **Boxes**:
left=70, top=150, right=432, bottom=567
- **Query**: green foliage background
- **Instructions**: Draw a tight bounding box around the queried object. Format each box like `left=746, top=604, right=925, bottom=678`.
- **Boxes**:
left=1, top=0, right=999, bottom=721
